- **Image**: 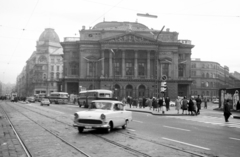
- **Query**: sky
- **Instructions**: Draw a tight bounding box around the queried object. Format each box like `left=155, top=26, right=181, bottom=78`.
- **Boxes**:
left=0, top=0, right=240, bottom=84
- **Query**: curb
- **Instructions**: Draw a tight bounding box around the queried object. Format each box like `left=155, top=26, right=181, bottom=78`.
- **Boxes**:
left=126, top=109, right=194, bottom=116
left=233, top=116, right=240, bottom=119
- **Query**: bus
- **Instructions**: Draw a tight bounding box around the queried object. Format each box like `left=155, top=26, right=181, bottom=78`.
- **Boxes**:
left=77, top=89, right=115, bottom=108
left=48, top=92, right=69, bottom=104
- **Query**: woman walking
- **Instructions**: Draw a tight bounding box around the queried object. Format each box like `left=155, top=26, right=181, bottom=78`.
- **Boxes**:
left=181, top=96, right=188, bottom=114
left=223, top=99, right=232, bottom=122
left=175, top=96, right=181, bottom=114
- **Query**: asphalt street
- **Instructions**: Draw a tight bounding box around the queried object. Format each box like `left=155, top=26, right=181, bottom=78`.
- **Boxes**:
left=19, top=102, right=240, bottom=157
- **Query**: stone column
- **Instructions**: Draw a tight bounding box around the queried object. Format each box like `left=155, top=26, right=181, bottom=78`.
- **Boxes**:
left=109, top=51, right=113, bottom=77
left=79, top=48, right=81, bottom=78
left=122, top=50, right=125, bottom=78
left=86, top=61, right=89, bottom=76
left=101, top=50, right=105, bottom=77
left=64, top=82, right=67, bottom=93
left=147, top=50, right=150, bottom=79
left=134, top=50, right=138, bottom=78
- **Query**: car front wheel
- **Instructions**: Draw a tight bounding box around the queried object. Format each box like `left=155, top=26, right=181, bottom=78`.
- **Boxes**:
left=78, top=127, right=84, bottom=133
left=122, top=120, right=128, bottom=129
left=105, top=122, right=113, bottom=133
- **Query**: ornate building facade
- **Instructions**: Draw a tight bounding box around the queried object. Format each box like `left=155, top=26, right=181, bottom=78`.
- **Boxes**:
left=61, top=21, right=194, bottom=100
left=190, top=58, right=237, bottom=100
left=17, top=28, right=64, bottom=96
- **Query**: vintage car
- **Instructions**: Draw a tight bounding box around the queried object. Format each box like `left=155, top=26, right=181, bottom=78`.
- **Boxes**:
left=40, top=98, right=50, bottom=106
left=73, top=100, right=132, bottom=133
left=26, top=96, right=35, bottom=103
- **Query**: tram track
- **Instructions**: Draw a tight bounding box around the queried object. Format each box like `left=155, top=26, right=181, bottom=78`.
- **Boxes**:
left=0, top=103, right=32, bottom=157
left=4, top=102, right=210, bottom=157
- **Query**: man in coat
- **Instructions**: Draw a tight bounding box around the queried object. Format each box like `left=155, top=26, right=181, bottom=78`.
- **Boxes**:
left=223, top=99, right=231, bottom=122
left=195, top=95, right=202, bottom=115
left=165, top=96, right=170, bottom=111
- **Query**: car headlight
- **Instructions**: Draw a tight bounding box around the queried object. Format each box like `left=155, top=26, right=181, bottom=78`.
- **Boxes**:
left=100, top=114, right=106, bottom=120
left=74, top=113, right=79, bottom=119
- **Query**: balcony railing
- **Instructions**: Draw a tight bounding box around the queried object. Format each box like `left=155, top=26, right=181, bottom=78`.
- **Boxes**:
left=178, top=40, right=191, bottom=45
left=64, top=37, right=80, bottom=42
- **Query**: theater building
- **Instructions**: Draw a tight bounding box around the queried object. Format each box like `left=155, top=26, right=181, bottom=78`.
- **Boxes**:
left=61, top=21, right=194, bottom=100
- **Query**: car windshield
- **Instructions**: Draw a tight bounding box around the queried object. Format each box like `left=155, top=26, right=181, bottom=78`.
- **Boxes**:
left=89, top=102, right=112, bottom=110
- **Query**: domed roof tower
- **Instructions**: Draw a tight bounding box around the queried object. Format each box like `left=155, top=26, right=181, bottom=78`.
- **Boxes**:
left=39, top=28, right=60, bottom=42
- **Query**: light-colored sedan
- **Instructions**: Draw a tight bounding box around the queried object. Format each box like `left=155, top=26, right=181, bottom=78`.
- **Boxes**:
left=40, top=98, right=50, bottom=106
left=73, top=100, right=132, bottom=133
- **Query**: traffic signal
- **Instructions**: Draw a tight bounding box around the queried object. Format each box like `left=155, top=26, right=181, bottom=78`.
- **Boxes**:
left=160, top=82, right=167, bottom=92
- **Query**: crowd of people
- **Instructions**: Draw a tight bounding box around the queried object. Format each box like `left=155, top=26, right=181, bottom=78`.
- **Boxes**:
left=121, top=95, right=206, bottom=115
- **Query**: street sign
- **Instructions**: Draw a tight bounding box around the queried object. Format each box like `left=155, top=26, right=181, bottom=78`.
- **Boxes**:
left=161, top=75, right=167, bottom=81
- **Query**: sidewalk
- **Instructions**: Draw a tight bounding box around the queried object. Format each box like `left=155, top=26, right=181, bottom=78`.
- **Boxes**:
left=0, top=107, right=26, bottom=157
left=125, top=105, right=240, bottom=119
left=213, top=108, right=240, bottom=119
left=125, top=105, right=189, bottom=116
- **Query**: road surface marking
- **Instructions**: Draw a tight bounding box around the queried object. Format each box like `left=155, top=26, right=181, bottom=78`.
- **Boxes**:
left=132, top=120, right=143, bottom=123
left=162, top=137, right=210, bottom=150
left=163, top=125, right=191, bottom=131
left=229, top=137, right=240, bottom=141
left=127, top=129, right=135, bottom=132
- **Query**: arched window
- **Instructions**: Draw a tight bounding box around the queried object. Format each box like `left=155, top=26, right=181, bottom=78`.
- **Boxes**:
left=38, top=55, right=47, bottom=63
left=126, top=85, right=133, bottom=97
left=206, top=73, right=209, bottom=78
left=69, top=62, right=78, bottom=75
left=138, top=85, right=146, bottom=97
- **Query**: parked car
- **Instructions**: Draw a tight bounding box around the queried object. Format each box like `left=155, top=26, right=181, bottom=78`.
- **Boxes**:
left=212, top=99, right=219, bottom=104
left=40, top=98, right=50, bottom=106
left=170, top=101, right=176, bottom=106
left=73, top=100, right=132, bottom=133
left=27, top=96, right=35, bottom=103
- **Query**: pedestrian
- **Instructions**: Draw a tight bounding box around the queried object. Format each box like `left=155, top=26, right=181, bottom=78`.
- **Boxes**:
left=223, top=99, right=232, bottom=122
left=188, top=96, right=197, bottom=115
left=127, top=96, right=132, bottom=108
left=158, top=97, right=164, bottom=113
left=204, top=98, right=208, bottom=109
left=146, top=97, right=153, bottom=110
left=122, top=97, right=126, bottom=105
left=237, top=100, right=240, bottom=111
left=133, top=98, right=138, bottom=108
left=138, top=97, right=143, bottom=108
left=175, top=96, right=181, bottom=114
left=152, top=97, right=158, bottom=111
left=143, top=97, right=147, bottom=108
left=181, top=96, right=188, bottom=114
left=165, top=96, right=170, bottom=111
left=195, top=95, right=202, bottom=115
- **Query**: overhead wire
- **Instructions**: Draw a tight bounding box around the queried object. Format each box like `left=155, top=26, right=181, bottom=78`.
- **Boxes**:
left=2, top=0, right=40, bottom=79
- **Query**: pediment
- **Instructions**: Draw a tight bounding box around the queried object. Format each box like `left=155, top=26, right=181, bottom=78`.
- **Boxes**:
left=101, top=33, right=155, bottom=43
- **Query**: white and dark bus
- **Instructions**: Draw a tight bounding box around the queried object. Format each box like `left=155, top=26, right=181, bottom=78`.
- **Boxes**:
left=77, top=89, right=115, bottom=108
left=48, top=92, right=69, bottom=104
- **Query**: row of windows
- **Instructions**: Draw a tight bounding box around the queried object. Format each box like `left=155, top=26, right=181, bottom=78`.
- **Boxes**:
left=51, top=65, right=61, bottom=71
left=191, top=71, right=225, bottom=78
left=67, top=61, right=187, bottom=78
left=191, top=90, right=218, bottom=96
left=191, top=63, right=221, bottom=69
left=193, top=81, right=225, bottom=88
left=51, top=58, right=62, bottom=63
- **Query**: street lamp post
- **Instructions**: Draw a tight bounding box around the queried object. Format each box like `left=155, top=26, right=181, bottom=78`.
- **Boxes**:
left=155, top=26, right=165, bottom=97
left=83, top=57, right=104, bottom=89
left=110, top=49, right=116, bottom=91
